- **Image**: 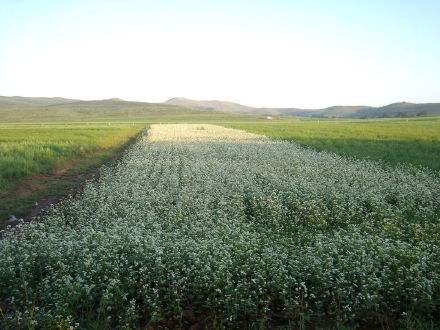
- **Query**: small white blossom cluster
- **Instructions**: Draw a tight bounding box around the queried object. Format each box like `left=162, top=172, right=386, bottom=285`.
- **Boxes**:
left=1, top=124, right=439, bottom=328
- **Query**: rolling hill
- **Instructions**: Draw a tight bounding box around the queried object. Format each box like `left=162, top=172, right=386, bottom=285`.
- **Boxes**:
left=165, top=97, right=257, bottom=114
left=0, top=96, right=79, bottom=107
left=165, top=98, right=440, bottom=118
left=0, top=96, right=258, bottom=123
left=1, top=95, right=440, bottom=122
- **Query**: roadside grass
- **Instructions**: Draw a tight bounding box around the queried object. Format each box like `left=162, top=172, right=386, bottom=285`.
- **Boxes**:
left=227, top=117, right=440, bottom=172
left=0, top=123, right=144, bottom=221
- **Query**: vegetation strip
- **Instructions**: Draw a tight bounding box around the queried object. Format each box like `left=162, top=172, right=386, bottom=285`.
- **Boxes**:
left=227, top=118, right=440, bottom=172
left=0, top=124, right=439, bottom=328
left=0, top=124, right=144, bottom=223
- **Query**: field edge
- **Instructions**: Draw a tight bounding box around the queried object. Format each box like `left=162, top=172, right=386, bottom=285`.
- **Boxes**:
left=0, top=127, right=147, bottom=226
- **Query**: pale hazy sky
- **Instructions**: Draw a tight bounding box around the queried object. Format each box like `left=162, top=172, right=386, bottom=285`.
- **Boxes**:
left=1, top=0, right=439, bottom=108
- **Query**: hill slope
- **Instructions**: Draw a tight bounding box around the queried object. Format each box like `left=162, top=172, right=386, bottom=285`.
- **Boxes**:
left=355, top=102, right=440, bottom=118
left=166, top=97, right=257, bottom=113
left=2, top=95, right=439, bottom=121
left=165, top=98, right=440, bottom=118
left=0, top=96, right=257, bottom=123
left=0, top=96, right=79, bottom=107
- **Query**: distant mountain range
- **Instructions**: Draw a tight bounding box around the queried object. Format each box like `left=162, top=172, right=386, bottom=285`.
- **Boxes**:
left=165, top=97, right=440, bottom=118
left=1, top=95, right=439, bottom=119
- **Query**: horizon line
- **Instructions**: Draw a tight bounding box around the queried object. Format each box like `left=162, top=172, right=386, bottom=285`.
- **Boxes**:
left=3, top=94, right=440, bottom=110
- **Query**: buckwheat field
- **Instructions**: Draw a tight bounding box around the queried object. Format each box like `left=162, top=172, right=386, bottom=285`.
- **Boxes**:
left=1, top=124, right=439, bottom=328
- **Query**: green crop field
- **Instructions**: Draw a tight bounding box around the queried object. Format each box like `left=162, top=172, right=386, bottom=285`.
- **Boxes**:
left=0, top=123, right=144, bottom=221
left=1, top=124, right=438, bottom=329
left=0, top=123, right=144, bottom=189
left=1, top=103, right=439, bottom=328
left=0, top=100, right=272, bottom=223
left=228, top=117, right=440, bottom=172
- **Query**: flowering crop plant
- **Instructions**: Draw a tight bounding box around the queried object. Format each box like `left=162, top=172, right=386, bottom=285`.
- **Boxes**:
left=1, top=124, right=439, bottom=328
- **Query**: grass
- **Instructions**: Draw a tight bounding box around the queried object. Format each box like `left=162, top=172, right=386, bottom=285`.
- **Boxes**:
left=0, top=123, right=144, bottom=221
left=227, top=117, right=440, bottom=172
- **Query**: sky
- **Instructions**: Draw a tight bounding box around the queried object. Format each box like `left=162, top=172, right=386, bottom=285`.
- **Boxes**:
left=0, top=0, right=439, bottom=108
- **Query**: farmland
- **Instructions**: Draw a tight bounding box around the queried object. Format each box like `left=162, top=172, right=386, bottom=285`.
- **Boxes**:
left=0, top=97, right=271, bottom=223
left=228, top=117, right=440, bottom=172
left=1, top=124, right=439, bottom=328
left=0, top=123, right=143, bottom=221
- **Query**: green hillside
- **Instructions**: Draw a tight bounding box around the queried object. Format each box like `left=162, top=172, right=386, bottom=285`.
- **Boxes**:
left=166, top=97, right=440, bottom=118
left=0, top=96, right=79, bottom=107
left=0, top=97, right=260, bottom=123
